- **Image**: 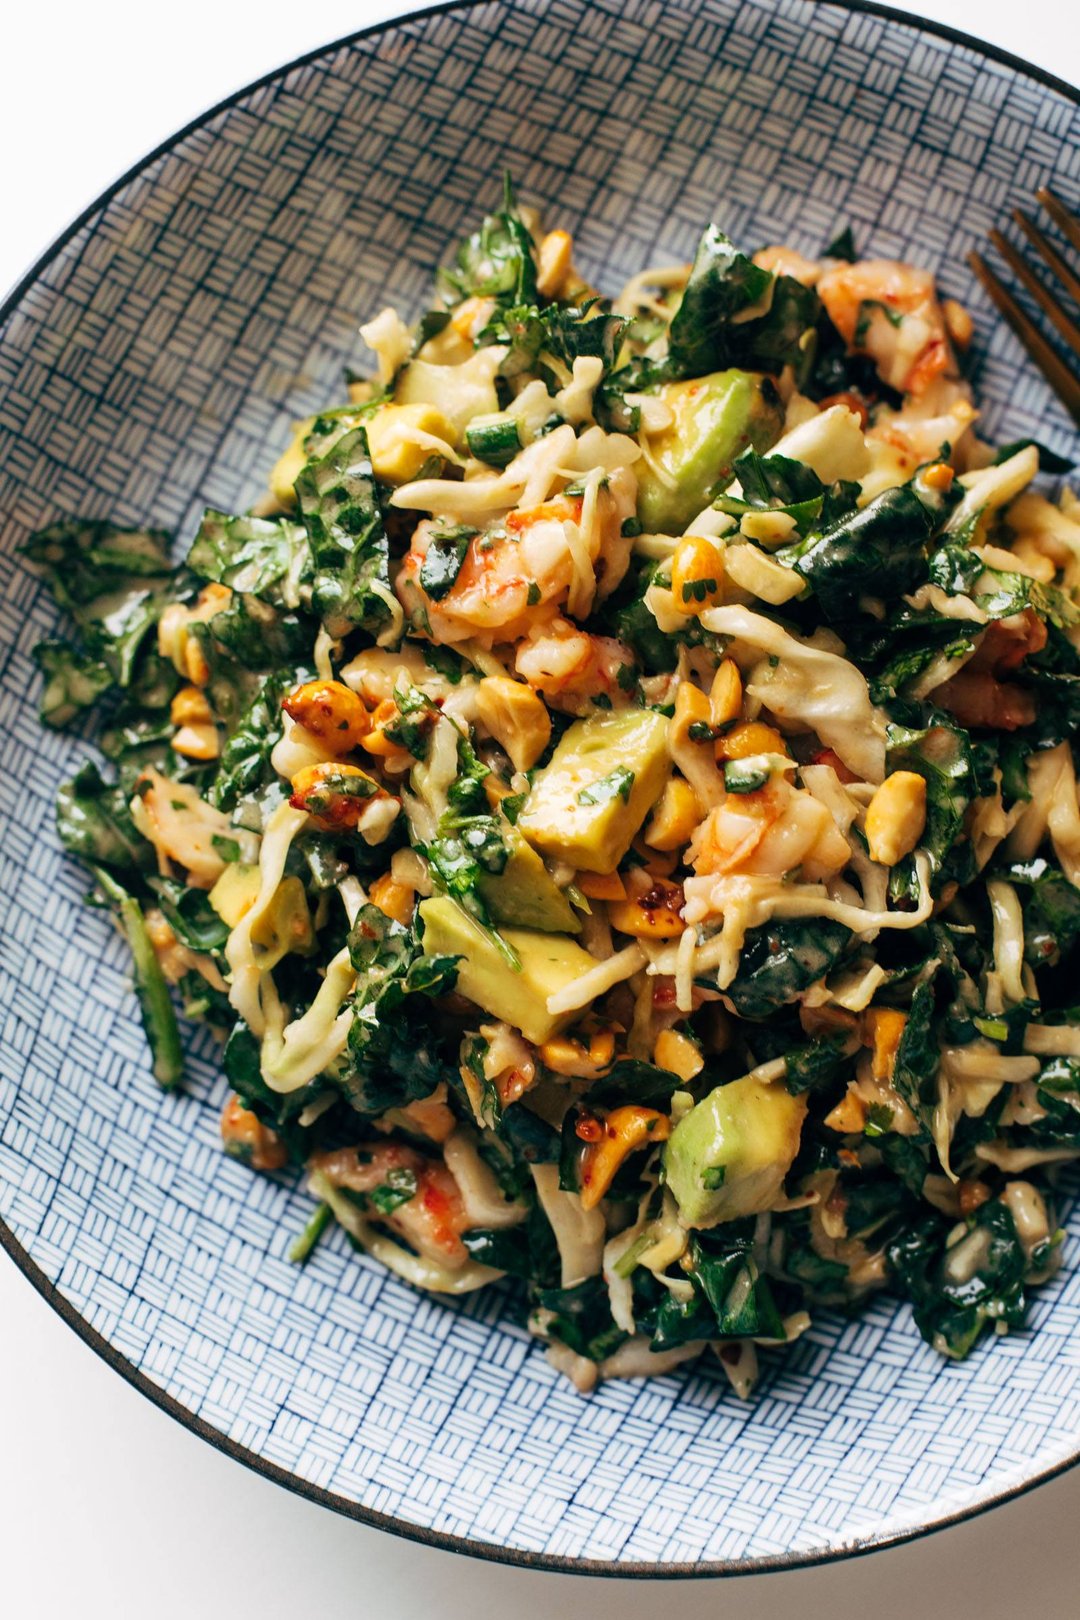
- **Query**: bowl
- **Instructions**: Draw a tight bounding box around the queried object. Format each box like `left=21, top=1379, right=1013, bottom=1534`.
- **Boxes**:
left=2, top=0, right=1079, bottom=1576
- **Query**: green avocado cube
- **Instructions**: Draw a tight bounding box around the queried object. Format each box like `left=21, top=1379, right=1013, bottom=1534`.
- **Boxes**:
left=516, top=708, right=671, bottom=875
left=636, top=369, right=784, bottom=535
left=478, top=821, right=581, bottom=933
left=663, top=1074, right=808, bottom=1227
left=419, top=895, right=596, bottom=1044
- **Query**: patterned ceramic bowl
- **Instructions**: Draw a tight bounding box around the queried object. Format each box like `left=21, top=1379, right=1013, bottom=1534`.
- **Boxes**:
left=2, top=0, right=1079, bottom=1576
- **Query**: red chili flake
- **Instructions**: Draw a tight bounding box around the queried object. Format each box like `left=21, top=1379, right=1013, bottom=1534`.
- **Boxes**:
left=575, top=1114, right=603, bottom=1143
left=720, top=1344, right=742, bottom=1365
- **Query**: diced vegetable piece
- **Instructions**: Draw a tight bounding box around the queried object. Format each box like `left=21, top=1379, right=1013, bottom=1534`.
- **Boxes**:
left=419, top=896, right=596, bottom=1044
left=394, top=350, right=501, bottom=446
left=95, top=867, right=183, bottom=1090
left=636, top=370, right=783, bottom=534
left=208, top=862, right=261, bottom=928
left=367, top=403, right=455, bottom=484
left=478, top=823, right=581, bottom=934
left=466, top=414, right=523, bottom=467
left=663, top=1074, right=807, bottom=1226
left=517, top=709, right=672, bottom=875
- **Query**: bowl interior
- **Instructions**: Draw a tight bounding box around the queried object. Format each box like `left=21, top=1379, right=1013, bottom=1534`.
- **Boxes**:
left=2, top=0, right=1080, bottom=1573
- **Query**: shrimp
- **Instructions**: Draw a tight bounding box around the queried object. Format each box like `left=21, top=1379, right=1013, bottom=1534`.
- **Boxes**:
left=394, top=477, right=634, bottom=647
left=935, top=609, right=1046, bottom=731
left=688, top=778, right=850, bottom=883
left=817, top=258, right=955, bottom=397
left=309, top=1141, right=469, bottom=1267
left=514, top=617, right=633, bottom=714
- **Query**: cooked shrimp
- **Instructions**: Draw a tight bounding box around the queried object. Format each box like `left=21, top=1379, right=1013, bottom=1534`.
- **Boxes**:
left=817, top=258, right=954, bottom=397
left=688, top=777, right=850, bottom=883
left=514, top=618, right=633, bottom=714
left=395, top=478, right=634, bottom=647
left=309, top=1142, right=469, bottom=1267
left=934, top=610, right=1046, bottom=731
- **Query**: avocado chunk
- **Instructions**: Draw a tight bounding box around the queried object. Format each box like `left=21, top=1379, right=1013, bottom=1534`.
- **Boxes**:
left=517, top=708, right=672, bottom=875
left=478, top=821, right=581, bottom=934
left=664, top=1074, right=807, bottom=1227
left=636, top=370, right=783, bottom=534
left=419, top=895, right=596, bottom=1044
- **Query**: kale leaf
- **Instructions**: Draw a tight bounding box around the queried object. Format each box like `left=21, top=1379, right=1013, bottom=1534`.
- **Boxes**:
left=1000, top=857, right=1080, bottom=968
left=535, top=1275, right=627, bottom=1362
left=419, top=523, right=475, bottom=600
left=187, top=510, right=310, bottom=607
left=33, top=641, right=112, bottom=729
left=726, top=919, right=853, bottom=1019
left=438, top=176, right=538, bottom=308
left=666, top=226, right=819, bottom=379
left=56, top=761, right=155, bottom=874
left=885, top=712, right=976, bottom=877
left=334, top=905, right=460, bottom=1116
left=790, top=482, right=941, bottom=621
left=889, top=980, right=939, bottom=1139
left=295, top=425, right=391, bottom=638
left=210, top=668, right=299, bottom=812
left=887, top=1199, right=1030, bottom=1359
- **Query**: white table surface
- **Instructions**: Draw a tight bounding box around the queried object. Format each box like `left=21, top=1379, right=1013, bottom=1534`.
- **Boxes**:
left=2, top=4, right=1078, bottom=1615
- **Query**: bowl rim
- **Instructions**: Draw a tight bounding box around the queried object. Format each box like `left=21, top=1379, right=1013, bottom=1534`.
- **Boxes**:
left=2, top=0, right=1078, bottom=1579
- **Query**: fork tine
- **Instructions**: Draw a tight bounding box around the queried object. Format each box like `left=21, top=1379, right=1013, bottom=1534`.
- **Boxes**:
left=989, top=228, right=1080, bottom=360
left=967, top=249, right=1080, bottom=425
left=1037, top=186, right=1080, bottom=257
left=1013, top=207, right=1080, bottom=308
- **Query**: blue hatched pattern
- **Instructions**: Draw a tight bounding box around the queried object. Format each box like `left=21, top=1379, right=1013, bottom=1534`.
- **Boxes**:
left=1, top=0, right=1079, bottom=1570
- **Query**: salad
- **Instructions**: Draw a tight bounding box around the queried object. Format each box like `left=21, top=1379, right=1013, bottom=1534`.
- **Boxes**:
left=25, top=183, right=1080, bottom=1396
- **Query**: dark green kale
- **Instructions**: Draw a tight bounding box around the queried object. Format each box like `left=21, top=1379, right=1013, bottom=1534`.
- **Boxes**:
left=665, top=225, right=819, bottom=380
left=1000, top=858, right=1080, bottom=968
left=887, top=1199, right=1032, bottom=1359
left=334, top=905, right=460, bottom=1116
left=295, top=424, right=391, bottom=638
left=726, top=919, right=853, bottom=1019
left=462, top=1201, right=559, bottom=1287
left=535, top=1275, right=627, bottom=1362
left=206, top=592, right=311, bottom=670
left=889, top=980, right=939, bottom=1139
left=419, top=524, right=475, bottom=600
left=93, top=866, right=183, bottom=1089
left=641, top=1225, right=786, bottom=1351
left=56, top=761, right=155, bottom=875
left=223, top=1021, right=356, bottom=1161
left=489, top=300, right=628, bottom=382
left=438, top=176, right=538, bottom=308
left=992, top=438, right=1073, bottom=474
left=187, top=511, right=311, bottom=606
left=885, top=711, right=976, bottom=879
left=210, top=668, right=300, bottom=812
left=23, top=520, right=183, bottom=719
left=714, top=448, right=829, bottom=534
left=789, top=482, right=943, bottom=621
left=33, top=641, right=112, bottom=728
left=825, top=226, right=857, bottom=262
left=146, top=876, right=231, bottom=953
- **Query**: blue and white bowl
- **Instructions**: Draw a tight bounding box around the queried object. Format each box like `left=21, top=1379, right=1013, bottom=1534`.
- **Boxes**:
left=1, top=0, right=1079, bottom=1575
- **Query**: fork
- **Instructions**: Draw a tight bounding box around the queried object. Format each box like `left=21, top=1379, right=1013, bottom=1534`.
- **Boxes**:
left=968, top=187, right=1080, bottom=427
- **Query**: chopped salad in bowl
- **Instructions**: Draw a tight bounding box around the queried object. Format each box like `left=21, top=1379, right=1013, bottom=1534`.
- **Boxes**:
left=26, top=181, right=1080, bottom=1396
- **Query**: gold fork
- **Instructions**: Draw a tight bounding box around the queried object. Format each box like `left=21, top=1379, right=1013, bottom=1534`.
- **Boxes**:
left=968, top=187, right=1080, bottom=427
